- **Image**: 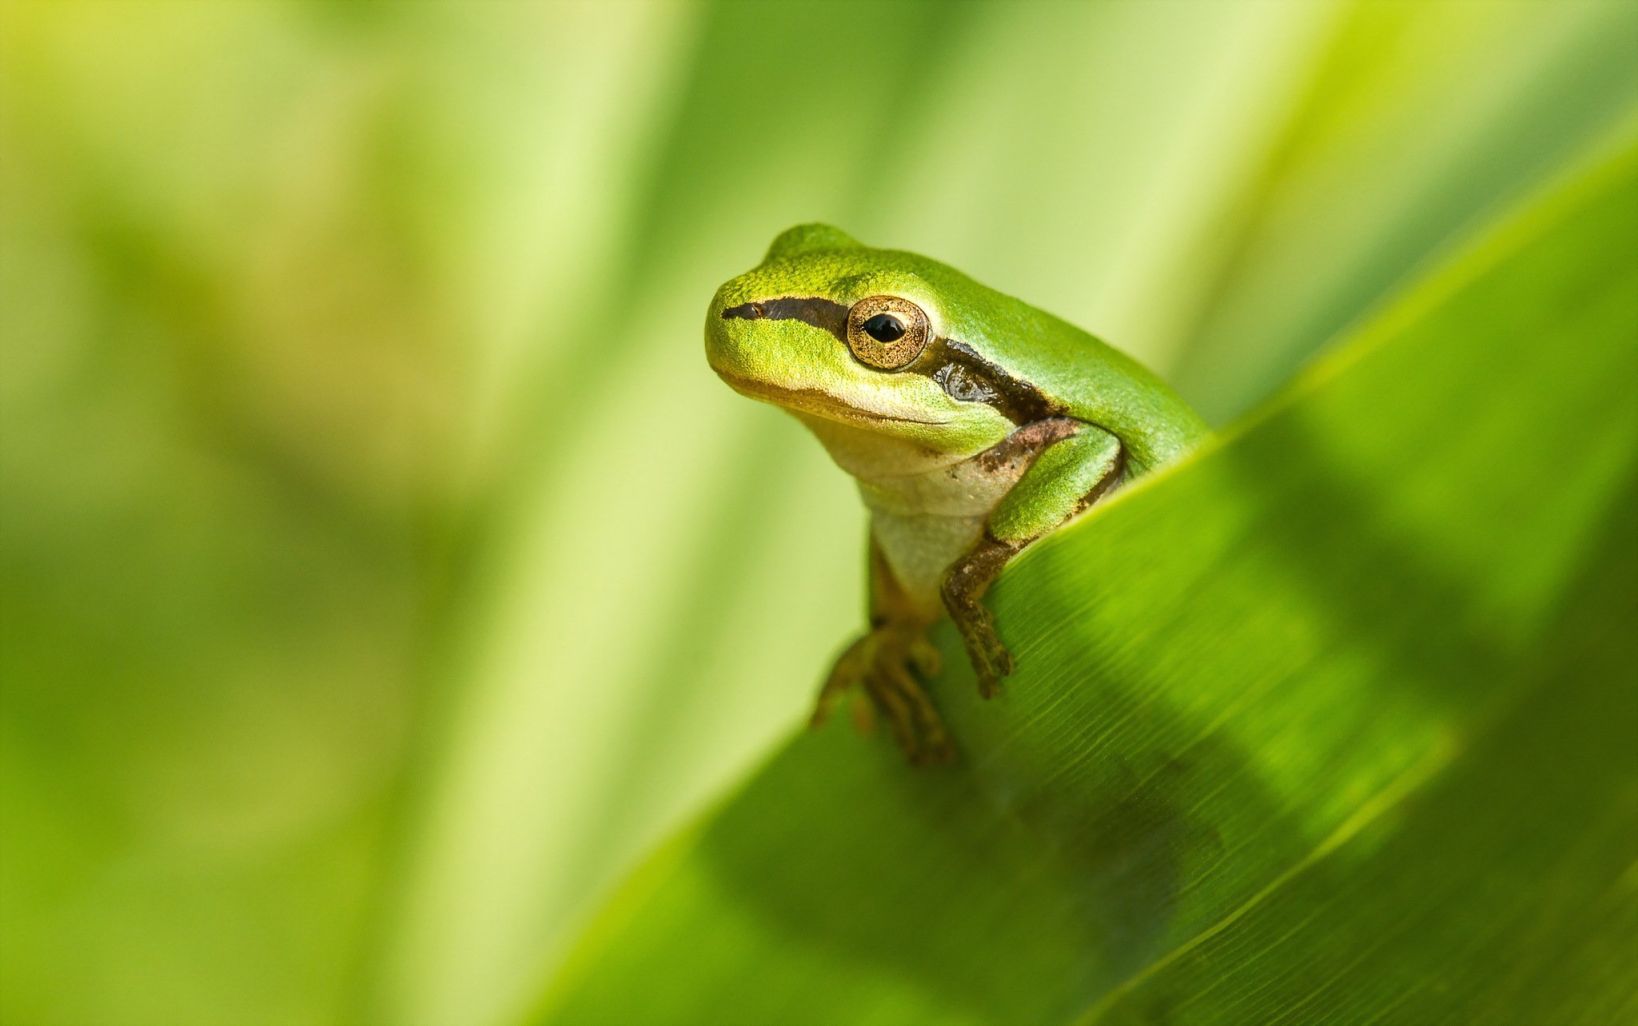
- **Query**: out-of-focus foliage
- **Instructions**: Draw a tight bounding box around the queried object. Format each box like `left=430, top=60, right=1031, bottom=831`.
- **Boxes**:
left=534, top=137, right=1638, bottom=1026
left=0, top=2, right=1633, bottom=1025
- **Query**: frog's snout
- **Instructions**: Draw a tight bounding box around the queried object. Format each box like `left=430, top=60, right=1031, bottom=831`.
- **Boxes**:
left=704, top=284, right=747, bottom=377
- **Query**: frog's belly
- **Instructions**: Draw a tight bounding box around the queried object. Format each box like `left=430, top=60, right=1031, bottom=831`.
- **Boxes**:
left=870, top=511, right=986, bottom=619
left=859, top=449, right=1027, bottom=619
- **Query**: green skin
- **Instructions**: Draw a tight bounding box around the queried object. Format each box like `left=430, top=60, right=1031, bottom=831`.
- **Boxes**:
left=706, top=224, right=1208, bottom=762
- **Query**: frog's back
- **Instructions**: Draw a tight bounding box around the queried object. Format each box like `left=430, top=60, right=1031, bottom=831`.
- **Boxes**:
left=902, top=251, right=1208, bottom=474
left=1017, top=303, right=1208, bottom=474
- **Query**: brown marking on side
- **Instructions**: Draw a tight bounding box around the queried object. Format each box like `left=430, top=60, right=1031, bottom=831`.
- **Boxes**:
left=1073, top=444, right=1129, bottom=516
left=975, top=416, right=1082, bottom=474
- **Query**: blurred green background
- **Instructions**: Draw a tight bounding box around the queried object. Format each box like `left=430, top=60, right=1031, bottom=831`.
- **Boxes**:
left=1, top=2, right=1633, bottom=1025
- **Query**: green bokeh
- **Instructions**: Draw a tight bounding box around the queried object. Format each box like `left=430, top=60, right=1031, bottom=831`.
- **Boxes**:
left=2, top=3, right=1634, bottom=1025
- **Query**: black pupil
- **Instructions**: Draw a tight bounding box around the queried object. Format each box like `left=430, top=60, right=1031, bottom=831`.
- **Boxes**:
left=862, top=313, right=905, bottom=343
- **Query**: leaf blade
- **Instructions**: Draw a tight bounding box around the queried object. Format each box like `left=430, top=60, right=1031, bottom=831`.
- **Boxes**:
left=532, top=132, right=1638, bottom=1026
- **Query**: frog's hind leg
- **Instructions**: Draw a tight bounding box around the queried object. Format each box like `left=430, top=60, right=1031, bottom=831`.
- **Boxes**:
left=811, top=537, right=953, bottom=764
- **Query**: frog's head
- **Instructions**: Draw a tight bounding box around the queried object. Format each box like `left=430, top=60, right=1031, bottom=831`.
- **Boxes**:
left=706, top=224, right=1026, bottom=461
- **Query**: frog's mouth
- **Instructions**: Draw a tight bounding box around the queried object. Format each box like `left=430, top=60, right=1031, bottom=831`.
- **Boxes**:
left=714, top=371, right=950, bottom=427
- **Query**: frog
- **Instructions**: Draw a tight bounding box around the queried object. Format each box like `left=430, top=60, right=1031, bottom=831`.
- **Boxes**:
left=705, top=224, right=1209, bottom=763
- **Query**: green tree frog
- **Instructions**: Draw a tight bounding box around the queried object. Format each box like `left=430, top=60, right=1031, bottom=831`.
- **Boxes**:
left=706, top=224, right=1208, bottom=762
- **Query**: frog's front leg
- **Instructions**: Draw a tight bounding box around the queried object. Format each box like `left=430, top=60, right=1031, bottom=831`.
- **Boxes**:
left=811, top=537, right=953, bottom=764
left=942, top=422, right=1125, bottom=698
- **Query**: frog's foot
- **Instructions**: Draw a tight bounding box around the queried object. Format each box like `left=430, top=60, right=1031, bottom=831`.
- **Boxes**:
left=954, top=610, right=1014, bottom=700
left=811, top=627, right=952, bottom=764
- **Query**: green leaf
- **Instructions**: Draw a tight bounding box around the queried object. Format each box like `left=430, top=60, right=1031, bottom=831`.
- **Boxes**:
left=529, top=135, right=1638, bottom=1026
left=5, top=4, right=1633, bottom=1024
left=373, top=12, right=1638, bottom=1021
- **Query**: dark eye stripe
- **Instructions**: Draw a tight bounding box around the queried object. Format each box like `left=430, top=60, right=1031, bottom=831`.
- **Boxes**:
left=930, top=339, right=1060, bottom=425
left=722, top=295, right=1059, bottom=426
left=721, top=296, right=848, bottom=342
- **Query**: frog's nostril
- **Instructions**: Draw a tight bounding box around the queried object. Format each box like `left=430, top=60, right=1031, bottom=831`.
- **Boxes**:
left=722, top=301, right=766, bottom=320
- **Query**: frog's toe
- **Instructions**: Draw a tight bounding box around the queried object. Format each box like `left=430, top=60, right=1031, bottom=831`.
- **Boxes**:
left=968, top=630, right=1014, bottom=700
left=909, top=636, right=942, bottom=678
left=882, top=658, right=954, bottom=764
left=811, top=635, right=871, bottom=727
left=812, top=627, right=955, bottom=764
left=862, top=669, right=918, bottom=758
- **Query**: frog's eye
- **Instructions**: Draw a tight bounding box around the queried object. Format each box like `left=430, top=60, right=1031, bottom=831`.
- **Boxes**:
left=846, top=295, right=930, bottom=370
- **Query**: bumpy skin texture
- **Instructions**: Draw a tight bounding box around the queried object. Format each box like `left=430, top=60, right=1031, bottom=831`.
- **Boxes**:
left=706, top=224, right=1208, bottom=762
